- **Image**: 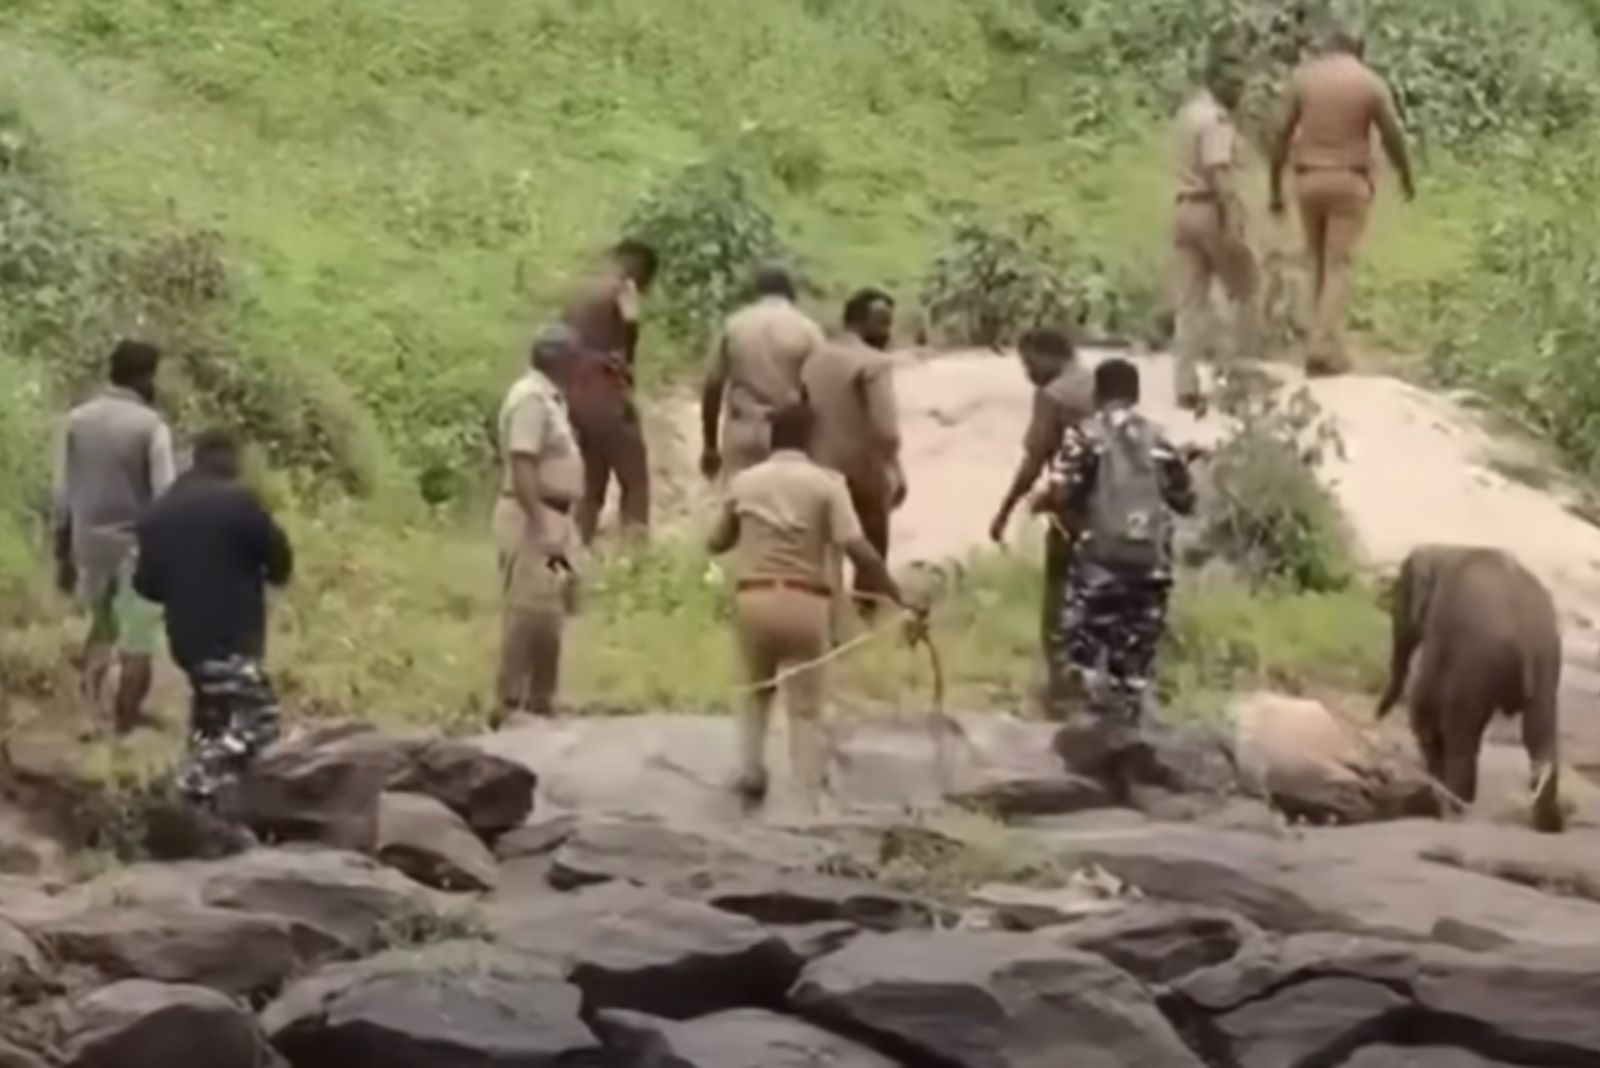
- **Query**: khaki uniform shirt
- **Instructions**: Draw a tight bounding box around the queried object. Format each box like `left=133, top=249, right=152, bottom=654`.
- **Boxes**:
left=714, top=450, right=864, bottom=589
left=802, top=337, right=899, bottom=488
left=1289, top=54, right=1399, bottom=172
left=714, top=297, right=826, bottom=426
left=1023, top=363, right=1095, bottom=463
left=492, top=368, right=584, bottom=558
left=1174, top=90, right=1238, bottom=197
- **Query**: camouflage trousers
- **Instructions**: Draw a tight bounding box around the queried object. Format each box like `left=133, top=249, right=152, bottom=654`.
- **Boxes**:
left=1049, top=559, right=1171, bottom=723
left=176, top=656, right=281, bottom=807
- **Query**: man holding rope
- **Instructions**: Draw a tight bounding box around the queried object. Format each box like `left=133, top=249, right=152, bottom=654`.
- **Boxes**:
left=708, top=401, right=920, bottom=816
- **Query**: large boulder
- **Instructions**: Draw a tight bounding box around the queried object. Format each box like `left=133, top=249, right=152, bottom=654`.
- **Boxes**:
left=493, top=883, right=801, bottom=1019
left=238, top=728, right=406, bottom=851
left=263, top=942, right=599, bottom=1068
left=791, top=931, right=1205, bottom=1068
left=597, top=1009, right=902, bottom=1068
left=1165, top=933, right=1600, bottom=1067
left=35, top=903, right=312, bottom=996
left=1230, top=693, right=1440, bottom=824
left=1054, top=821, right=1600, bottom=948
left=0, top=917, right=48, bottom=998
left=62, top=980, right=277, bottom=1068
left=200, top=849, right=433, bottom=957
left=388, top=740, right=535, bottom=841
left=375, top=793, right=498, bottom=893
left=1050, top=903, right=1265, bottom=986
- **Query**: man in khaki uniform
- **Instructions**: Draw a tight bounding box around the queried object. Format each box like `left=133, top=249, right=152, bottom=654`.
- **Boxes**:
left=988, top=328, right=1095, bottom=715
left=700, top=265, right=827, bottom=482
left=492, top=325, right=585, bottom=726
left=1172, top=61, right=1257, bottom=413
left=802, top=288, right=904, bottom=613
left=708, top=402, right=908, bottom=814
left=560, top=239, right=658, bottom=544
left=1270, top=30, right=1415, bottom=375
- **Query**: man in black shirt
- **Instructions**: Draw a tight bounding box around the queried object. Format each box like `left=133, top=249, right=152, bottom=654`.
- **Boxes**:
left=134, top=429, right=293, bottom=809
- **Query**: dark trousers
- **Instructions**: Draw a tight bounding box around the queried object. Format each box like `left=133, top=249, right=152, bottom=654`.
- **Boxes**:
left=572, top=400, right=650, bottom=544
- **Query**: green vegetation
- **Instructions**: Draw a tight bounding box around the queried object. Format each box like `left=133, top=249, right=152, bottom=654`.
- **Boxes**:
left=3, top=0, right=1599, bottom=726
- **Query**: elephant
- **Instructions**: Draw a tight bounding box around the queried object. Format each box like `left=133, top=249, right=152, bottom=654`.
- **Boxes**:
left=1377, top=545, right=1564, bottom=833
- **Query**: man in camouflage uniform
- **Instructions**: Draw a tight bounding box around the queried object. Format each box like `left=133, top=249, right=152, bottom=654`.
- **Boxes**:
left=1037, top=358, right=1195, bottom=739
left=134, top=429, right=293, bottom=812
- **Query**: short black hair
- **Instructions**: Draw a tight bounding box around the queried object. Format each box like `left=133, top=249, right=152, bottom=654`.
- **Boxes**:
left=613, top=238, right=659, bottom=282
left=1019, top=327, right=1075, bottom=361
left=769, top=399, right=815, bottom=452
left=192, top=427, right=241, bottom=474
left=1094, top=358, right=1141, bottom=405
left=752, top=264, right=797, bottom=301
left=843, top=287, right=895, bottom=328
left=108, top=340, right=162, bottom=388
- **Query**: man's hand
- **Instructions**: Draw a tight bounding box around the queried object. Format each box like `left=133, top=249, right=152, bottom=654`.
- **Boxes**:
left=901, top=603, right=931, bottom=647
left=988, top=508, right=1010, bottom=545
left=699, top=449, right=722, bottom=482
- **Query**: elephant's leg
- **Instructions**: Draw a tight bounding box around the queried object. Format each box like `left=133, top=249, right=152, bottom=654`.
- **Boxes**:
left=1523, top=659, right=1565, bottom=833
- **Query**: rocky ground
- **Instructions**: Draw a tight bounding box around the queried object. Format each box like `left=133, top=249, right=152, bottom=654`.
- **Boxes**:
left=4, top=702, right=1600, bottom=1067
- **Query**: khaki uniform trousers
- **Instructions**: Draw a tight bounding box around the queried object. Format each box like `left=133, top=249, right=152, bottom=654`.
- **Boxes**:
left=496, top=534, right=573, bottom=717
left=734, top=586, right=832, bottom=810
left=1172, top=198, right=1259, bottom=404
left=1296, top=167, right=1373, bottom=374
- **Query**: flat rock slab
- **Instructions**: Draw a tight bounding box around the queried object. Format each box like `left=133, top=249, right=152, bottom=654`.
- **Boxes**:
left=1166, top=933, right=1600, bottom=1067
left=389, top=739, right=536, bottom=840
left=492, top=883, right=801, bottom=1020
left=1049, top=903, right=1265, bottom=986
left=546, top=816, right=836, bottom=893
left=1340, top=1047, right=1524, bottom=1067
left=0, top=1039, right=47, bottom=1068
left=35, top=903, right=311, bottom=996
left=264, top=942, right=599, bottom=1068
left=792, top=930, right=1205, bottom=1068
left=1053, top=821, right=1600, bottom=948
left=477, top=713, right=1072, bottom=820
left=597, top=1009, right=903, bottom=1068
left=0, top=916, right=47, bottom=998
left=63, top=980, right=275, bottom=1068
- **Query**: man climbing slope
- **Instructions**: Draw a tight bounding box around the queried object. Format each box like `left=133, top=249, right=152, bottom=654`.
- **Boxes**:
left=53, top=339, right=175, bottom=733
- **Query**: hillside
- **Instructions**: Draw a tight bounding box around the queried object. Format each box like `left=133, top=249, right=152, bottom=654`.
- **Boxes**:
left=4, top=0, right=1600, bottom=723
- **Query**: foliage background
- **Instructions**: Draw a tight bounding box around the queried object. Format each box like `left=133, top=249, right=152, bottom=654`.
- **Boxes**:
left=1, top=0, right=1596, bottom=720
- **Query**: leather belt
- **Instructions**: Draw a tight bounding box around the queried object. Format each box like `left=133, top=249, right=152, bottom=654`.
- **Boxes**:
left=737, top=577, right=832, bottom=599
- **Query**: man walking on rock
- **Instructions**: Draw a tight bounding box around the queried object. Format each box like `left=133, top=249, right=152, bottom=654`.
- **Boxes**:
left=802, top=287, right=905, bottom=616
left=700, top=265, right=827, bottom=483
left=53, top=339, right=175, bottom=733
left=560, top=239, right=659, bottom=544
left=492, top=325, right=585, bottom=725
left=134, top=429, right=292, bottom=813
left=1270, top=28, right=1415, bottom=375
left=989, top=328, right=1094, bottom=710
left=708, top=401, right=912, bottom=816
left=1172, top=57, right=1257, bottom=413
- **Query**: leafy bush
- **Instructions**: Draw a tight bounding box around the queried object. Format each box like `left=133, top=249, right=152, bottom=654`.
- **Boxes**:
left=624, top=156, right=788, bottom=378
left=1202, top=366, right=1354, bottom=592
left=920, top=212, right=1155, bottom=348
left=1430, top=149, right=1600, bottom=474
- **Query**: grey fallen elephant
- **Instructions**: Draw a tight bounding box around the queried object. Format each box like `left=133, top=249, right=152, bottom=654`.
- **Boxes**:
left=1377, top=545, right=1563, bottom=833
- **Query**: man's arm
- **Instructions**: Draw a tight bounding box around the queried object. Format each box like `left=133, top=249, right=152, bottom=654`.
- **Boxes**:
left=618, top=280, right=641, bottom=371
left=1154, top=437, right=1198, bottom=517
left=504, top=393, right=559, bottom=555
left=700, top=335, right=731, bottom=479
left=861, top=361, right=906, bottom=507
left=1269, top=84, right=1303, bottom=214
left=843, top=537, right=903, bottom=606
left=131, top=520, right=163, bottom=605
left=991, top=392, right=1063, bottom=542
left=1200, top=119, right=1242, bottom=237
left=706, top=499, right=740, bottom=556
left=149, top=423, right=176, bottom=498
left=1374, top=82, right=1416, bottom=201
left=50, top=422, right=75, bottom=593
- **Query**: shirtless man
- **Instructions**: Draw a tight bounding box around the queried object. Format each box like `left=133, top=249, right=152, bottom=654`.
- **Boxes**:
left=700, top=266, right=827, bottom=482
left=1270, top=29, right=1415, bottom=375
left=1172, top=59, right=1256, bottom=413
left=560, top=239, right=658, bottom=543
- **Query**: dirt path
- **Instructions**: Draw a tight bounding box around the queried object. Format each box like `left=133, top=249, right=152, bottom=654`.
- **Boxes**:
left=670, top=348, right=1600, bottom=765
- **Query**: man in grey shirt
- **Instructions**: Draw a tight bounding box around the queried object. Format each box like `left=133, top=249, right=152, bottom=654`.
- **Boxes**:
left=53, top=340, right=176, bottom=733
